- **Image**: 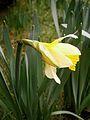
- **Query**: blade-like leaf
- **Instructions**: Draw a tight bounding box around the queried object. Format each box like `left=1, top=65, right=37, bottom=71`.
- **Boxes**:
left=80, top=94, right=90, bottom=113
left=47, top=69, right=71, bottom=108
left=79, top=49, right=90, bottom=108
left=51, top=0, right=60, bottom=37
left=3, top=21, right=14, bottom=59
left=71, top=65, right=79, bottom=111
left=0, top=73, right=21, bottom=120
left=51, top=110, right=84, bottom=120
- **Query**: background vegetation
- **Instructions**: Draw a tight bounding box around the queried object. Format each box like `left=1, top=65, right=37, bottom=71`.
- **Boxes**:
left=0, top=0, right=90, bottom=120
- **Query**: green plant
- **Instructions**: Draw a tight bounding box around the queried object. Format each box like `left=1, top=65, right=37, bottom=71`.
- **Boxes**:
left=51, top=0, right=90, bottom=118
left=0, top=10, right=84, bottom=120
left=1, top=0, right=90, bottom=119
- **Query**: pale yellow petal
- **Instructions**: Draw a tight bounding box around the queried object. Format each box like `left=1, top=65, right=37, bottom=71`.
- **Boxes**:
left=39, top=43, right=58, bottom=66
left=53, top=43, right=81, bottom=55
left=45, top=63, right=61, bottom=84
left=39, top=43, right=73, bottom=68
left=65, top=34, right=78, bottom=39
left=50, top=43, right=80, bottom=70
left=47, top=47, right=73, bottom=68
left=52, top=34, right=78, bottom=44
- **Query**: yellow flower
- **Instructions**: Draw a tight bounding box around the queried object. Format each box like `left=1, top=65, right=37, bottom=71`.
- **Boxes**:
left=21, top=34, right=81, bottom=84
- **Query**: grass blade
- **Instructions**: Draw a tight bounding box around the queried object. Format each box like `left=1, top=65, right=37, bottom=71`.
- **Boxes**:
left=51, top=0, right=60, bottom=37
left=0, top=73, right=21, bottom=120
left=3, top=21, right=14, bottom=58
left=51, top=110, right=84, bottom=120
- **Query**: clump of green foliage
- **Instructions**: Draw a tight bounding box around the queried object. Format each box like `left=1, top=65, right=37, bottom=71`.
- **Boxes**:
left=0, top=0, right=90, bottom=120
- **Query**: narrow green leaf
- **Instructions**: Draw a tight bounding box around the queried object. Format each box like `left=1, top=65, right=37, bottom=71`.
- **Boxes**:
left=38, top=77, right=50, bottom=96
left=0, top=73, right=21, bottom=120
left=51, top=110, right=84, bottom=120
left=47, top=69, right=71, bottom=108
left=26, top=47, right=39, bottom=120
left=0, top=47, right=6, bottom=62
left=30, top=11, right=40, bottom=40
left=3, top=21, right=14, bottom=58
left=82, top=30, right=90, bottom=39
left=80, top=94, right=90, bottom=113
left=71, top=66, right=79, bottom=111
left=51, top=0, right=60, bottom=37
left=83, top=6, right=89, bottom=30
left=15, top=42, right=23, bottom=96
left=79, top=49, right=90, bottom=107
left=0, top=49, right=11, bottom=86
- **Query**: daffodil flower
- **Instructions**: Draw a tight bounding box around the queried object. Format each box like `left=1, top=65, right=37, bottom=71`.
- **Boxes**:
left=21, top=34, right=81, bottom=84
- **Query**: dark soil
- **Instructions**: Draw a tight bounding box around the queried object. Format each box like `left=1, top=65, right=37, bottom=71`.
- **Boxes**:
left=81, top=110, right=90, bottom=120
left=0, top=0, right=15, bottom=10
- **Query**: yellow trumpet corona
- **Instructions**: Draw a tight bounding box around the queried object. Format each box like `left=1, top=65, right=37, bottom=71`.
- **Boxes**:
left=22, top=34, right=81, bottom=84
